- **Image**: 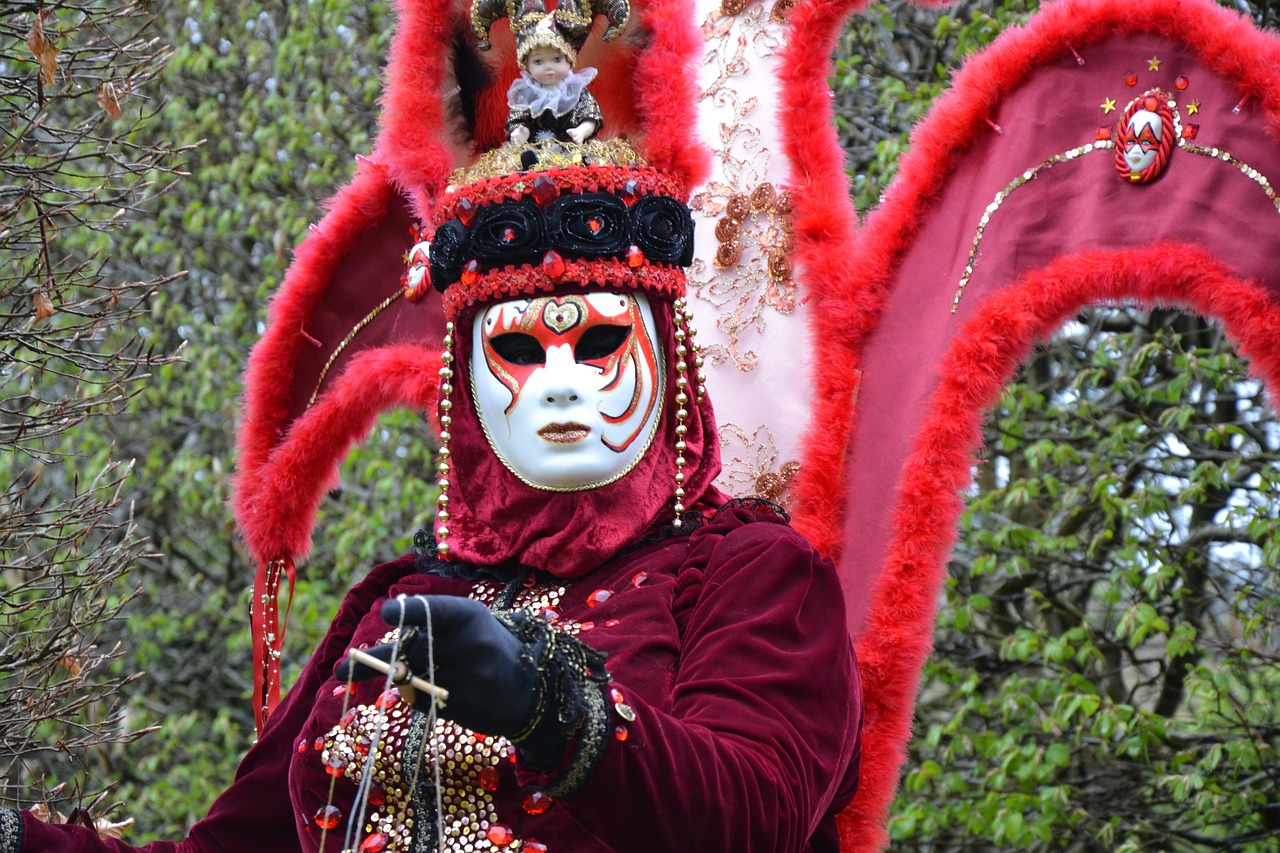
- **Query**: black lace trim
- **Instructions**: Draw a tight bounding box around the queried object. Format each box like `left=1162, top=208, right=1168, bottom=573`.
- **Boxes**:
left=0, top=807, right=22, bottom=853
left=617, top=496, right=791, bottom=557
left=403, top=711, right=439, bottom=853
left=411, top=497, right=789, bottom=579
left=413, top=531, right=552, bottom=610
left=412, top=530, right=522, bottom=582
left=493, top=609, right=611, bottom=799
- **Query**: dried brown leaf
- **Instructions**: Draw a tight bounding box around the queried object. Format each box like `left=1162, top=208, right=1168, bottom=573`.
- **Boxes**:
left=28, top=11, right=59, bottom=85
left=34, top=291, right=56, bottom=322
left=59, top=654, right=84, bottom=677
left=96, top=82, right=122, bottom=119
left=25, top=12, right=47, bottom=56
left=95, top=817, right=135, bottom=840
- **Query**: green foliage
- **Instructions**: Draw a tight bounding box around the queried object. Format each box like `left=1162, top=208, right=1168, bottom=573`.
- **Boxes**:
left=1, top=0, right=183, bottom=813
left=892, top=312, right=1280, bottom=850
left=42, top=0, right=441, bottom=837
left=833, top=0, right=1040, bottom=213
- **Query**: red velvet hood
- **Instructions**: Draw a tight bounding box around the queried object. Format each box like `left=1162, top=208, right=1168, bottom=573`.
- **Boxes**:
left=440, top=290, right=724, bottom=577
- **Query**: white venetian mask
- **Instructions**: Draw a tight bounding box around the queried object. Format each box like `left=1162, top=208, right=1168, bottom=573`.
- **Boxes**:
left=470, top=291, right=664, bottom=490
left=1122, top=109, right=1163, bottom=174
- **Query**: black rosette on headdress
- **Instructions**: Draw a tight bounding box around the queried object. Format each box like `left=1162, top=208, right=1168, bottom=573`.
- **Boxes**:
left=429, top=220, right=472, bottom=292
left=470, top=198, right=546, bottom=267
left=547, top=193, right=629, bottom=257
left=630, top=195, right=695, bottom=266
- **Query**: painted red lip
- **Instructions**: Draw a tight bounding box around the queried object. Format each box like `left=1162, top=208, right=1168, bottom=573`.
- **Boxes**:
left=538, top=422, right=590, bottom=444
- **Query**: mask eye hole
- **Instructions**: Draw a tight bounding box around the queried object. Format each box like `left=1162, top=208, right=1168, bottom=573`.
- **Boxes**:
left=575, top=325, right=631, bottom=361
left=489, top=333, right=545, bottom=366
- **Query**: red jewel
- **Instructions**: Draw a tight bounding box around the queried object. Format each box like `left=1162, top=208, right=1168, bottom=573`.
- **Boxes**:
left=339, top=708, right=357, bottom=728
left=586, top=588, right=613, bottom=607
left=621, top=179, right=640, bottom=205
left=523, top=791, right=553, bottom=815
left=542, top=249, right=566, bottom=281
left=626, top=244, right=646, bottom=269
left=374, top=688, right=400, bottom=709
left=610, top=687, right=625, bottom=704
left=313, top=737, right=325, bottom=751
left=605, top=619, right=621, bottom=628
left=523, top=841, right=549, bottom=853
left=540, top=606, right=560, bottom=622
left=503, top=226, right=516, bottom=243
left=1095, top=126, right=1112, bottom=141
left=1181, top=124, right=1199, bottom=139
left=358, top=832, right=389, bottom=852
left=532, top=176, right=559, bottom=207
left=631, top=571, right=648, bottom=587
left=462, top=259, right=481, bottom=286
left=368, top=786, right=387, bottom=807
left=474, top=732, right=488, bottom=743
left=324, top=754, right=346, bottom=777
left=578, top=621, right=595, bottom=631
left=507, top=744, right=519, bottom=763
left=354, top=735, right=372, bottom=756
left=332, top=685, right=347, bottom=697
left=1175, top=75, right=1189, bottom=91
left=614, top=725, right=629, bottom=741
left=297, top=740, right=307, bottom=754
left=1125, top=71, right=1137, bottom=86
left=456, top=198, right=476, bottom=226
left=588, top=217, right=602, bottom=234
left=1143, top=95, right=1159, bottom=111
left=313, top=805, right=343, bottom=830
left=486, top=823, right=515, bottom=846
left=478, top=766, right=501, bottom=792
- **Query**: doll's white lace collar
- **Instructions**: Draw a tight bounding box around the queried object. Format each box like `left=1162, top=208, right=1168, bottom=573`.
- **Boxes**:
left=507, top=67, right=598, bottom=118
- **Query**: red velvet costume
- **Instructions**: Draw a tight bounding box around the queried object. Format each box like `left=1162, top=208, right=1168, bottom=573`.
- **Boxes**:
left=0, top=0, right=872, bottom=847
left=7, top=505, right=861, bottom=852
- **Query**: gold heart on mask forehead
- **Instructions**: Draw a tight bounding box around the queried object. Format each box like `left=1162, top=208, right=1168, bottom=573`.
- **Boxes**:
left=540, top=296, right=588, bottom=333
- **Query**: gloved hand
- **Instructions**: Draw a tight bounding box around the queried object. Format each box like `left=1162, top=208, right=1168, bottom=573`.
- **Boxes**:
left=335, top=595, right=537, bottom=739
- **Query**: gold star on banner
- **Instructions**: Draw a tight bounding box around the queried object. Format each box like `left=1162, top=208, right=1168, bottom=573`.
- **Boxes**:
left=1187, top=100, right=1200, bottom=115
left=1101, top=98, right=1117, bottom=114
left=1147, top=55, right=1161, bottom=71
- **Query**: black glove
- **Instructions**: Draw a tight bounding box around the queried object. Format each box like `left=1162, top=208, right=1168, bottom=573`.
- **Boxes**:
left=335, top=594, right=537, bottom=738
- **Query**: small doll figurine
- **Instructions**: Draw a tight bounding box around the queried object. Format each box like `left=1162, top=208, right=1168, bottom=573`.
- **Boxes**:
left=471, top=0, right=630, bottom=146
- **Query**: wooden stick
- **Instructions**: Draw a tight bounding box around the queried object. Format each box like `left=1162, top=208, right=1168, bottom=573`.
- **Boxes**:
left=348, top=648, right=449, bottom=707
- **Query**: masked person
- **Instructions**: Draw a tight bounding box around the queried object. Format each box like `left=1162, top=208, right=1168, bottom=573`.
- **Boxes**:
left=1, top=0, right=862, bottom=850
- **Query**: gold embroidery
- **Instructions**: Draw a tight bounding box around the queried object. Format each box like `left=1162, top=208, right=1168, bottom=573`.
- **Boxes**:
left=717, top=423, right=799, bottom=506
left=690, top=5, right=796, bottom=372
left=307, top=290, right=406, bottom=408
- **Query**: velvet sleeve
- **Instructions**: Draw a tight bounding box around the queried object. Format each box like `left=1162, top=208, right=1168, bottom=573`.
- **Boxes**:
left=5, top=556, right=416, bottom=853
left=550, top=520, right=863, bottom=852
